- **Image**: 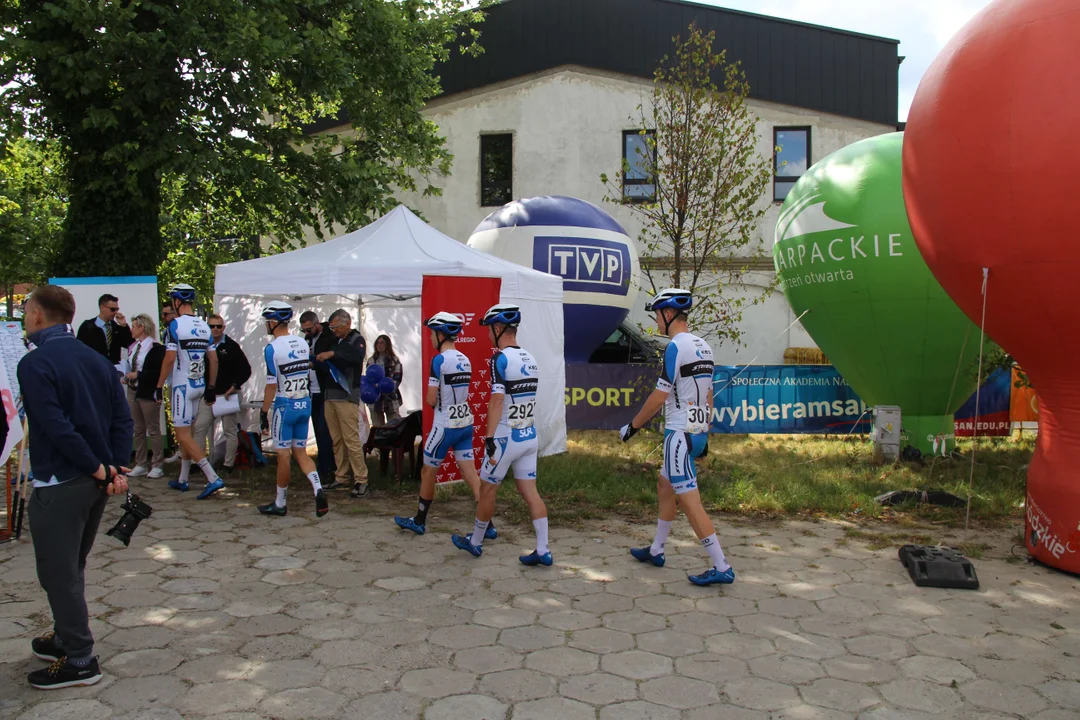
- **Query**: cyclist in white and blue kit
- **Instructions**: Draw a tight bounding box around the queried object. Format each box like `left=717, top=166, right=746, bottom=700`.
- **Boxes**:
left=257, top=302, right=328, bottom=518
left=394, top=312, right=494, bottom=539
left=619, top=288, right=735, bottom=586
left=155, top=284, right=224, bottom=499
left=452, top=304, right=551, bottom=567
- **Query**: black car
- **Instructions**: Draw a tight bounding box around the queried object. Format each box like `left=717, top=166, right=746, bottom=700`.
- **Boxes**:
left=588, top=321, right=664, bottom=364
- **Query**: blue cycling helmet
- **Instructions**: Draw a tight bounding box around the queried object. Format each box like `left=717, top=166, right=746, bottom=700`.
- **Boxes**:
left=645, top=288, right=693, bottom=313
left=261, top=301, right=294, bottom=323
left=168, top=283, right=197, bottom=303
left=480, top=303, right=522, bottom=327
left=425, top=311, right=464, bottom=337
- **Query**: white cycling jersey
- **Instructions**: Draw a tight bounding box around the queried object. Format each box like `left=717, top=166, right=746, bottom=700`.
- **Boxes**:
left=657, top=332, right=714, bottom=434
left=429, top=349, right=473, bottom=428
left=265, top=335, right=311, bottom=401
left=166, top=315, right=212, bottom=390
left=490, top=346, right=539, bottom=433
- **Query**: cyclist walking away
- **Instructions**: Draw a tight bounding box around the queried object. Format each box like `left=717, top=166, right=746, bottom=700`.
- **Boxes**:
left=452, top=304, right=550, bottom=567
left=394, top=313, right=495, bottom=539
left=155, top=284, right=224, bottom=499
left=257, top=302, right=328, bottom=518
left=619, top=288, right=734, bottom=586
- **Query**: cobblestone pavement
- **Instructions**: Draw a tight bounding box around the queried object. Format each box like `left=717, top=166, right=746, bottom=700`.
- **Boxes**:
left=1, top=481, right=1078, bottom=720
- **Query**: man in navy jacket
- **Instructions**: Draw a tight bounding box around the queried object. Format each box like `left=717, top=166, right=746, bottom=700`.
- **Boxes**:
left=17, top=285, right=132, bottom=690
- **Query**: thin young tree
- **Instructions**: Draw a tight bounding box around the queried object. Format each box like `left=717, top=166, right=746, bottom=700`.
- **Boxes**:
left=602, top=23, right=774, bottom=347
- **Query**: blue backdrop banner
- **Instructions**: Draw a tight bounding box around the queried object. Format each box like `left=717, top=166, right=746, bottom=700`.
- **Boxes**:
left=710, top=365, right=870, bottom=434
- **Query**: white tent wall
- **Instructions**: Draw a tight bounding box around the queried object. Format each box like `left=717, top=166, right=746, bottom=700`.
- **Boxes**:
left=213, top=205, right=567, bottom=457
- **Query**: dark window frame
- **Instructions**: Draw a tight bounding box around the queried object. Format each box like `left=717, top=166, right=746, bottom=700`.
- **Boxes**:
left=622, top=129, right=657, bottom=203
left=480, top=132, right=513, bottom=207
left=774, top=126, right=812, bottom=202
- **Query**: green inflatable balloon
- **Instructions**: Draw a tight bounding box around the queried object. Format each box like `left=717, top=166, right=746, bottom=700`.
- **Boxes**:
left=773, top=132, right=979, bottom=455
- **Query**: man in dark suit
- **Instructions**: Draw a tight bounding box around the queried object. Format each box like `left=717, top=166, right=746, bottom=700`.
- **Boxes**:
left=300, top=311, right=337, bottom=486
left=75, top=294, right=132, bottom=373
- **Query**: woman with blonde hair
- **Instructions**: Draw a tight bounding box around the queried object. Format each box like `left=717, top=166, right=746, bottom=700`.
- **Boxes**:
left=123, top=313, right=167, bottom=478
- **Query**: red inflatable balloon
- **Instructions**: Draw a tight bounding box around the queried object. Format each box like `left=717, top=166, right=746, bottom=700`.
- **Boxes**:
left=903, top=0, right=1080, bottom=572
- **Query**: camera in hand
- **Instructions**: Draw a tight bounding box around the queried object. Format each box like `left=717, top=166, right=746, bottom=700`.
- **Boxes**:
left=106, top=493, right=153, bottom=546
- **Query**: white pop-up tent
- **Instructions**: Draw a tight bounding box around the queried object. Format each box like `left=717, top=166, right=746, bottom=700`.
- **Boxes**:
left=214, top=205, right=567, bottom=456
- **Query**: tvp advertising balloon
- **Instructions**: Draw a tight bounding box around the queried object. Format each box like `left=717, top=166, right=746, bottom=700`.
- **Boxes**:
left=469, top=196, right=640, bottom=363
left=903, top=0, right=1080, bottom=572
left=773, top=133, right=980, bottom=455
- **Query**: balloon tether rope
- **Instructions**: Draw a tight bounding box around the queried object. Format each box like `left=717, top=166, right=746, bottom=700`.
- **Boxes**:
left=965, top=268, right=990, bottom=540
left=926, top=324, right=973, bottom=482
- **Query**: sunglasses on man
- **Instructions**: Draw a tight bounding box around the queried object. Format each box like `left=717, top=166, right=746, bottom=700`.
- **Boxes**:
left=208, top=324, right=224, bottom=330
left=105, top=306, right=119, bottom=312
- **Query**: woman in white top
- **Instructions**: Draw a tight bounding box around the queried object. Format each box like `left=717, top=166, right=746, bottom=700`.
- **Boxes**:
left=123, top=314, right=167, bottom=478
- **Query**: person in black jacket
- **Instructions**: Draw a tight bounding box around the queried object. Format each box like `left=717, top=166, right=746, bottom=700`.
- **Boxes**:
left=122, top=314, right=167, bottom=479
left=193, top=314, right=251, bottom=474
left=315, top=309, right=369, bottom=496
left=17, top=285, right=132, bottom=690
left=75, top=294, right=132, bottom=372
left=301, top=311, right=338, bottom=486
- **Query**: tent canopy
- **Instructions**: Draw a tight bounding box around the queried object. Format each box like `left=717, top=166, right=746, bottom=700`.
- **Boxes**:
left=214, top=205, right=567, bottom=457
left=216, top=205, right=562, bottom=302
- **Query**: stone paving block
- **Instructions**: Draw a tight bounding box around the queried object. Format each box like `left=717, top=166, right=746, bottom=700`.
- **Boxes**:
left=696, top=595, right=758, bottom=616
left=261, top=568, right=319, bottom=586
left=178, top=680, right=267, bottom=715
left=860, top=613, right=931, bottom=639
left=758, top=597, right=819, bottom=618
left=423, top=693, right=507, bottom=720
left=568, top=628, right=635, bottom=654
left=343, top=691, right=423, bottom=720
left=17, top=699, right=113, bottom=720
left=734, top=613, right=802, bottom=639
left=111, top=709, right=185, bottom=720
left=473, top=608, right=537, bottom=629
left=177, top=654, right=256, bottom=682
left=375, top=576, right=429, bottom=591
left=822, top=655, right=899, bottom=684
left=248, top=659, right=323, bottom=690
left=683, top=704, right=771, bottom=720
left=1036, top=680, right=1080, bottom=707
left=399, top=668, right=475, bottom=698
left=598, top=700, right=680, bottom=720
left=675, top=652, right=749, bottom=684
left=602, top=650, right=674, bottom=680
left=524, top=646, right=599, bottom=676
left=602, top=610, right=667, bottom=634
left=511, top=696, right=595, bottom=720
left=638, top=629, right=705, bottom=657
left=635, top=594, right=696, bottom=616
left=896, top=655, right=977, bottom=685
left=641, top=675, right=720, bottom=709
left=706, top=632, right=776, bottom=659
left=668, top=610, right=732, bottom=636
left=844, top=634, right=912, bottom=661
left=258, top=687, right=346, bottom=719
left=603, top=579, right=664, bottom=598
left=231, top=614, right=304, bottom=637
left=478, top=668, right=557, bottom=703
left=107, top=648, right=183, bottom=677
left=223, top=600, right=286, bottom=618
left=452, top=646, right=524, bottom=674
left=285, top=600, right=350, bottom=621
left=774, top=632, right=847, bottom=660
left=512, top=592, right=573, bottom=613
left=959, top=679, right=1048, bottom=715
left=748, top=653, right=825, bottom=684
left=105, top=625, right=179, bottom=650
left=799, top=678, right=881, bottom=712
left=549, top=578, right=606, bottom=597
left=430, top=624, right=500, bottom=650
left=538, top=609, right=601, bottom=631
left=878, top=678, right=964, bottom=714
left=910, top=633, right=983, bottom=661
left=253, top=555, right=308, bottom=571
left=724, top=677, right=802, bottom=711
left=497, top=626, right=565, bottom=652
left=560, top=672, right=638, bottom=705
left=573, top=593, right=635, bottom=614
left=241, top=634, right=317, bottom=661
left=98, top=675, right=190, bottom=710
left=773, top=703, right=855, bottom=720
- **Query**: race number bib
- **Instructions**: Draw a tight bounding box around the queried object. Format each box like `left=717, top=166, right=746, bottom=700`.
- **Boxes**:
left=447, top=402, right=472, bottom=429
left=188, top=354, right=205, bottom=381
left=281, top=375, right=309, bottom=399
left=687, top=405, right=710, bottom=434
left=507, top=399, right=535, bottom=429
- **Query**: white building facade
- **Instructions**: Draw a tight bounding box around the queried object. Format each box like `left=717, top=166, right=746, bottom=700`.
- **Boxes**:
left=309, top=0, right=902, bottom=364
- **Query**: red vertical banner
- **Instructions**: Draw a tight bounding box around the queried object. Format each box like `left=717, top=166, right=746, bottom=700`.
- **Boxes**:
left=421, top=275, right=502, bottom=484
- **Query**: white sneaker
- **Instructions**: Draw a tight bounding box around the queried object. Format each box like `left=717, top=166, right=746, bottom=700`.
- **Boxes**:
left=165, top=452, right=181, bottom=464
left=127, top=465, right=149, bottom=477
left=147, top=467, right=164, bottom=479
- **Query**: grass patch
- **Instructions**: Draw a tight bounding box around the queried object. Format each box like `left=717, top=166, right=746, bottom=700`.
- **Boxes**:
left=230, top=430, right=1033, bottom=529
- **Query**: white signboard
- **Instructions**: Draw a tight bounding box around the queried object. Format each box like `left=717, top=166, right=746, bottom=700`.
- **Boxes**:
left=49, top=276, right=160, bottom=366
left=0, top=322, right=26, bottom=464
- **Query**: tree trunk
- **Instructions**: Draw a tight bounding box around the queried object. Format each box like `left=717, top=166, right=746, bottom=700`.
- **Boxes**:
left=56, top=153, right=163, bottom=277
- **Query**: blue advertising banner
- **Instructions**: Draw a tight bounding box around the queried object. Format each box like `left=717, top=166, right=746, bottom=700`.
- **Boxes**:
left=710, top=365, right=870, bottom=434
left=953, top=367, right=1011, bottom=436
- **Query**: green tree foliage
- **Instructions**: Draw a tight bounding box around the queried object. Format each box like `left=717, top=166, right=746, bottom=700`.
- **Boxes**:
left=0, top=135, right=65, bottom=296
left=1, top=0, right=484, bottom=278
left=602, top=24, right=774, bottom=346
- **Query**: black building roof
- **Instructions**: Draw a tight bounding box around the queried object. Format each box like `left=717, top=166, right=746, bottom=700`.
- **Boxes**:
left=307, top=0, right=899, bottom=133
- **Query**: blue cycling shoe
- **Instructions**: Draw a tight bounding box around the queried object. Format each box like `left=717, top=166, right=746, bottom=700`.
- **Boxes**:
left=452, top=534, right=482, bottom=557
left=688, top=566, right=736, bottom=586
left=168, top=479, right=189, bottom=492
left=630, top=547, right=666, bottom=567
left=519, top=551, right=553, bottom=567
left=485, top=522, right=498, bottom=540
left=196, top=478, right=225, bottom=499
left=395, top=516, right=426, bottom=535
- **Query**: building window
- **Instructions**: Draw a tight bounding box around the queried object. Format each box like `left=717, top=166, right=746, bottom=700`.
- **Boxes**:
left=774, top=127, right=810, bottom=202
left=623, top=130, right=656, bottom=202
left=480, top=133, right=513, bottom=207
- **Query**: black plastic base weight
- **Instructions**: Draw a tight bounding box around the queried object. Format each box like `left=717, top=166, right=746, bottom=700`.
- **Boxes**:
left=898, top=544, right=980, bottom=590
